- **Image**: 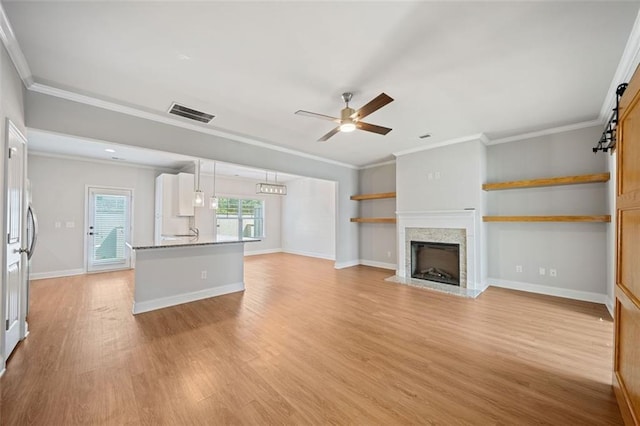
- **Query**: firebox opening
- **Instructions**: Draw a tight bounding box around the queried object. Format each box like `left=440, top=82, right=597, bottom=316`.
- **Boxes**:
left=410, top=241, right=460, bottom=286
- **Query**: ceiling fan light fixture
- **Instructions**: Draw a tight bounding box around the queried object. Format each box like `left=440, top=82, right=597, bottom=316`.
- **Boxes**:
left=339, top=122, right=356, bottom=132
left=339, top=106, right=357, bottom=133
left=297, top=92, right=393, bottom=141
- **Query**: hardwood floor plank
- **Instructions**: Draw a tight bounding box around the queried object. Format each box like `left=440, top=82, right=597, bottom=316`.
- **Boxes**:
left=1, top=253, right=622, bottom=424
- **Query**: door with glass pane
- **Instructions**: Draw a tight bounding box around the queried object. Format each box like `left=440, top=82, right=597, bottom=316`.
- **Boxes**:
left=86, top=187, right=132, bottom=272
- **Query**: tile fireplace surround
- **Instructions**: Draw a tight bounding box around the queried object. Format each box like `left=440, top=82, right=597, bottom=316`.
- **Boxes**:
left=388, top=210, right=486, bottom=298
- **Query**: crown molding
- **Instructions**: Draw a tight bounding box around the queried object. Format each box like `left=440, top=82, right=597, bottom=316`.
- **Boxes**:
left=478, top=133, right=490, bottom=145
left=358, top=159, right=396, bottom=170
left=599, top=7, right=640, bottom=122
left=487, top=119, right=603, bottom=146
left=4, top=1, right=632, bottom=167
left=28, top=150, right=179, bottom=173
left=392, top=133, right=488, bottom=158
left=0, top=5, right=356, bottom=170
left=28, top=83, right=358, bottom=170
left=0, top=3, right=33, bottom=87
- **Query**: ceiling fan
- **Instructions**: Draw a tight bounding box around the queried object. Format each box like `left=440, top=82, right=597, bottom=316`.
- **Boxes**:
left=295, top=92, right=394, bottom=142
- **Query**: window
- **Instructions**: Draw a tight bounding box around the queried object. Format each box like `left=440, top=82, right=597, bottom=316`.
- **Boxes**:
left=216, top=197, right=264, bottom=239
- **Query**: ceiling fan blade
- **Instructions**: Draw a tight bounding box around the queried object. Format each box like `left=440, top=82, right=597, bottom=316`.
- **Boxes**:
left=356, top=121, right=392, bottom=135
left=318, top=127, right=341, bottom=142
left=351, top=93, right=394, bottom=120
left=295, top=110, right=341, bottom=123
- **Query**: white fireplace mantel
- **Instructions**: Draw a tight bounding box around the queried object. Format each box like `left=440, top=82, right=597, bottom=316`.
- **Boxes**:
left=397, top=210, right=482, bottom=290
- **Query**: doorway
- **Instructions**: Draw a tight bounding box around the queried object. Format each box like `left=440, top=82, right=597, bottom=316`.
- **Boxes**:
left=4, top=120, right=28, bottom=360
left=85, top=187, right=132, bottom=273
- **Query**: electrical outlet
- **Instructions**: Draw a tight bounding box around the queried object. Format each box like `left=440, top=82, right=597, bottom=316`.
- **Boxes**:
left=55, top=221, right=61, bottom=229
left=549, top=268, right=557, bottom=277
left=435, top=171, right=441, bottom=180
left=65, top=221, right=75, bottom=228
left=516, top=265, right=523, bottom=273
left=427, top=172, right=433, bottom=180
left=387, top=251, right=391, bottom=258
left=201, top=270, right=207, bottom=279
left=539, top=267, right=546, bottom=276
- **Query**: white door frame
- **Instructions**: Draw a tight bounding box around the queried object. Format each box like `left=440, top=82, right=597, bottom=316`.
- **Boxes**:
left=2, top=120, right=28, bottom=369
left=84, top=185, right=134, bottom=273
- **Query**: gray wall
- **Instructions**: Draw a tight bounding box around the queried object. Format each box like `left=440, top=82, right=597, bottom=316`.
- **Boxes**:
left=27, top=154, right=160, bottom=277
left=0, top=43, right=26, bottom=372
left=358, top=162, right=397, bottom=268
left=282, top=177, right=336, bottom=260
left=396, top=139, right=487, bottom=283
left=27, top=156, right=285, bottom=277
left=396, top=140, right=486, bottom=212
left=486, top=126, right=609, bottom=296
left=25, top=91, right=359, bottom=266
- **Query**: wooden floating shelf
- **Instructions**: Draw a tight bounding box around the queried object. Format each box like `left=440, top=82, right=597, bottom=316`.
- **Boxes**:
left=482, top=173, right=610, bottom=191
left=483, top=215, right=611, bottom=223
left=350, top=192, right=396, bottom=201
left=350, top=217, right=397, bottom=224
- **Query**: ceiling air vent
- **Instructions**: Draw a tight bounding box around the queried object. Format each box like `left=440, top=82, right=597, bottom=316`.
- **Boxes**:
left=168, top=102, right=215, bottom=124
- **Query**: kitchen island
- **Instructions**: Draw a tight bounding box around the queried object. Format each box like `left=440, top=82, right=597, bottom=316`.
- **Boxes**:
left=128, top=237, right=259, bottom=314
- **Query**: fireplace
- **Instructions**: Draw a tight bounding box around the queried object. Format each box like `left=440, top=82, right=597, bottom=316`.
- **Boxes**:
left=411, top=241, right=460, bottom=286
left=396, top=211, right=480, bottom=292
left=390, top=211, right=484, bottom=297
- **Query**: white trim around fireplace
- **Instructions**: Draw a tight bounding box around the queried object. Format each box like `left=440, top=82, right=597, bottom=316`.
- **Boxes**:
left=397, top=210, right=483, bottom=291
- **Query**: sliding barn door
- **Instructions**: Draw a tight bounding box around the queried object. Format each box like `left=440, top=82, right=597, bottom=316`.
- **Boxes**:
left=614, top=66, right=640, bottom=425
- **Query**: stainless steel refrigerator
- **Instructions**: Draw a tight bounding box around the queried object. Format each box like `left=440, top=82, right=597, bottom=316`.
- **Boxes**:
left=25, top=204, right=37, bottom=317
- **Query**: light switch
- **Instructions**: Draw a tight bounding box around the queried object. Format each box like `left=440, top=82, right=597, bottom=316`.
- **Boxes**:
left=55, top=221, right=61, bottom=229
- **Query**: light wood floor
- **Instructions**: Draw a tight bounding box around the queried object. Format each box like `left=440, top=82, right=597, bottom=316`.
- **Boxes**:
left=2, top=253, right=621, bottom=425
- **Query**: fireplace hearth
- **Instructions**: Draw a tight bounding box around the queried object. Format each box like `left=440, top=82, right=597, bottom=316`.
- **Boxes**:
left=394, top=211, right=483, bottom=297
left=410, top=241, right=460, bottom=286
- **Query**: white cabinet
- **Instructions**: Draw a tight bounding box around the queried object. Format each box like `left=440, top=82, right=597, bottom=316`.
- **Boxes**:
left=155, top=174, right=190, bottom=244
left=177, top=173, right=195, bottom=216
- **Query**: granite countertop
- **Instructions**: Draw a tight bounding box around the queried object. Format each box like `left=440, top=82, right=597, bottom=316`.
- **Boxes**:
left=128, top=237, right=261, bottom=250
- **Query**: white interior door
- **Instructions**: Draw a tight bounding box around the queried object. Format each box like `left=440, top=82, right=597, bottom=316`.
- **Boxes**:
left=86, top=187, right=132, bottom=273
left=5, top=121, right=27, bottom=359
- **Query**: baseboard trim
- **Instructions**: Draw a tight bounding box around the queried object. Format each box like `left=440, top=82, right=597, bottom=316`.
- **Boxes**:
left=132, top=282, right=245, bottom=315
left=489, top=278, right=607, bottom=304
left=282, top=248, right=335, bottom=261
left=605, top=296, right=615, bottom=319
left=244, top=248, right=282, bottom=256
left=29, top=268, right=85, bottom=280
left=334, top=260, right=360, bottom=269
left=476, top=281, right=491, bottom=293
left=358, top=259, right=397, bottom=270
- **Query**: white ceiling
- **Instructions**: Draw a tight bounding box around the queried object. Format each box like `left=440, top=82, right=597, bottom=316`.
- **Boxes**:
left=28, top=130, right=302, bottom=182
left=4, top=1, right=639, bottom=167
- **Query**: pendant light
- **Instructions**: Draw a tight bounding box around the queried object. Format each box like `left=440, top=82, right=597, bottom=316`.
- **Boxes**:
left=209, top=162, right=218, bottom=210
left=193, top=160, right=205, bottom=207
left=256, top=171, right=287, bottom=195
